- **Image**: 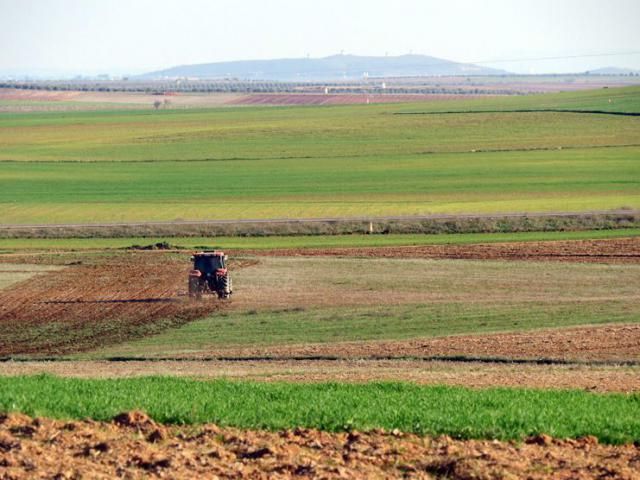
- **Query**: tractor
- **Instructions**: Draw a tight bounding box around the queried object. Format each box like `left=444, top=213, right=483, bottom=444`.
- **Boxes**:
left=188, top=251, right=233, bottom=299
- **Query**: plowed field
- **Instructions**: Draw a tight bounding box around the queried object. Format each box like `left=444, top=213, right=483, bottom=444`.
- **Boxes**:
left=0, top=254, right=233, bottom=356
left=239, top=237, right=640, bottom=263
left=0, top=89, right=80, bottom=102
left=1, top=412, right=638, bottom=479
left=229, top=93, right=488, bottom=105
left=1, top=237, right=639, bottom=358
left=204, top=323, right=640, bottom=362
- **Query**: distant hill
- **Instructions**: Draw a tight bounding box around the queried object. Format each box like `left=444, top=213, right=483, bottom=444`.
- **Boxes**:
left=140, top=54, right=508, bottom=81
left=586, top=67, right=640, bottom=75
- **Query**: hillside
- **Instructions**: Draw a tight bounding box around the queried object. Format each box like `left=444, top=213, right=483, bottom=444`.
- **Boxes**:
left=141, top=54, right=507, bottom=80
left=394, top=85, right=640, bottom=114
left=586, top=67, right=640, bottom=75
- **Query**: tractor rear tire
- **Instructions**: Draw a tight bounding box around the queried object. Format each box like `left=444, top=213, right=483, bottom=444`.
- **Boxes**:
left=218, top=275, right=231, bottom=299
left=189, top=277, right=202, bottom=300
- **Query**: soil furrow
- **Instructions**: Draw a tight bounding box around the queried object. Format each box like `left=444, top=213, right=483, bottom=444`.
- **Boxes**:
left=237, top=237, right=640, bottom=263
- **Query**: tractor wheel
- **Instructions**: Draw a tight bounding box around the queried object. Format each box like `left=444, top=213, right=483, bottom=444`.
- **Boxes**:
left=189, top=277, right=202, bottom=300
left=218, top=275, right=231, bottom=299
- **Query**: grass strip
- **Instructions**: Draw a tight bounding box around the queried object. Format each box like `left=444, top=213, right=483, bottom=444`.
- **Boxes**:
left=0, top=376, right=638, bottom=444
left=0, top=228, right=638, bottom=251
left=92, top=302, right=640, bottom=358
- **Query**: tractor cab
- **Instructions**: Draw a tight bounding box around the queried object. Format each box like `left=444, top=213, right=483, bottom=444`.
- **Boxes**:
left=193, top=251, right=227, bottom=274
left=188, top=251, right=232, bottom=299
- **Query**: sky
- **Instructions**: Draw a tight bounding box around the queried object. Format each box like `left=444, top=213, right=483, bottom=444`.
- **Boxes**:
left=1, top=0, right=639, bottom=77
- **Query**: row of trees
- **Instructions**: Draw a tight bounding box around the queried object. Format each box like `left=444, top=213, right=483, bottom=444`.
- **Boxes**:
left=0, top=81, right=519, bottom=96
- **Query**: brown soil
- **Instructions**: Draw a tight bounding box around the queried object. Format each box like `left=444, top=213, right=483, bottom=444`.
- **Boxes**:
left=229, top=93, right=489, bottom=105
left=0, top=253, right=243, bottom=356
left=0, top=89, right=81, bottom=102
left=238, top=237, right=640, bottom=263
left=0, top=88, right=240, bottom=104
left=0, top=238, right=637, bottom=357
left=1, top=413, right=638, bottom=479
left=2, top=359, right=640, bottom=393
left=195, top=323, right=640, bottom=363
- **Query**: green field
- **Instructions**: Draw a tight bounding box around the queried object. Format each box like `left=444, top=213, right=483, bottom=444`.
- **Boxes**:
left=397, top=85, right=640, bottom=114
left=1, top=376, right=638, bottom=443
left=0, top=228, right=638, bottom=251
left=96, top=300, right=639, bottom=359
left=2, top=86, right=640, bottom=449
left=0, top=87, right=638, bottom=224
left=2, top=252, right=637, bottom=359
left=93, top=256, right=640, bottom=358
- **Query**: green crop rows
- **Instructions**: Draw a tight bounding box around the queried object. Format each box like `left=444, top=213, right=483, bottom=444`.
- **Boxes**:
left=0, top=87, right=638, bottom=223
left=1, top=376, right=639, bottom=444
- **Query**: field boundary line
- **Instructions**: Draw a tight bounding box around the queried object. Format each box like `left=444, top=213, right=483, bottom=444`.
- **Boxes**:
left=1, top=209, right=638, bottom=230
left=396, top=109, right=640, bottom=117
left=3, top=355, right=639, bottom=367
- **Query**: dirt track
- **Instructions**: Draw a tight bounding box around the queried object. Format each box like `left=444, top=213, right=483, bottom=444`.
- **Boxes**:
left=1, top=412, right=638, bottom=479
left=239, top=237, right=640, bottom=263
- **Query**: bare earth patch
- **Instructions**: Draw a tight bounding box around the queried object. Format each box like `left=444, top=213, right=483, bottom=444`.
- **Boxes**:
left=238, top=237, right=640, bottom=263
left=228, top=93, right=489, bottom=105
left=0, top=88, right=242, bottom=111
left=0, top=413, right=638, bottom=479
left=0, top=254, right=229, bottom=356
left=195, top=323, right=640, bottom=362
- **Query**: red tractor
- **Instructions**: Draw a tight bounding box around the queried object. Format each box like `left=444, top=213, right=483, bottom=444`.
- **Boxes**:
left=188, top=251, right=233, bottom=299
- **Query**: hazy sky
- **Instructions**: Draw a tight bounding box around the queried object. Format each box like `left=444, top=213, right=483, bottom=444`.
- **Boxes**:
left=1, top=0, right=639, bottom=76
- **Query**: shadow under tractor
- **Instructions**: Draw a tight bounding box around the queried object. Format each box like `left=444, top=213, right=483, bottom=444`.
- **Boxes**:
left=188, top=251, right=233, bottom=300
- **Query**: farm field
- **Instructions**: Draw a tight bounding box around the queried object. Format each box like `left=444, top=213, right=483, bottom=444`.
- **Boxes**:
left=0, top=227, right=638, bottom=251
left=0, top=263, right=61, bottom=289
left=0, top=88, right=243, bottom=112
left=2, top=88, right=639, bottom=163
left=0, top=86, right=639, bottom=224
left=2, top=87, right=640, bottom=478
left=1, top=380, right=640, bottom=479
left=3, top=236, right=640, bottom=478
left=5, top=359, right=640, bottom=393
left=2, top=376, right=640, bottom=443
left=2, top=254, right=639, bottom=476
left=0, top=235, right=638, bottom=357
left=397, top=84, right=640, bottom=114
left=6, top=0, right=640, bottom=474
left=1, top=147, right=638, bottom=223
left=229, top=93, right=490, bottom=105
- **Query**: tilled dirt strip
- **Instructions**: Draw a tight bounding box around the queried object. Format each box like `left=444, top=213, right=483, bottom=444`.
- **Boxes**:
left=193, top=323, right=640, bottom=362
left=0, top=254, right=225, bottom=356
left=236, top=237, right=640, bottom=263
left=1, top=412, right=638, bottom=480
left=228, top=93, right=489, bottom=105
left=2, top=360, right=640, bottom=392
